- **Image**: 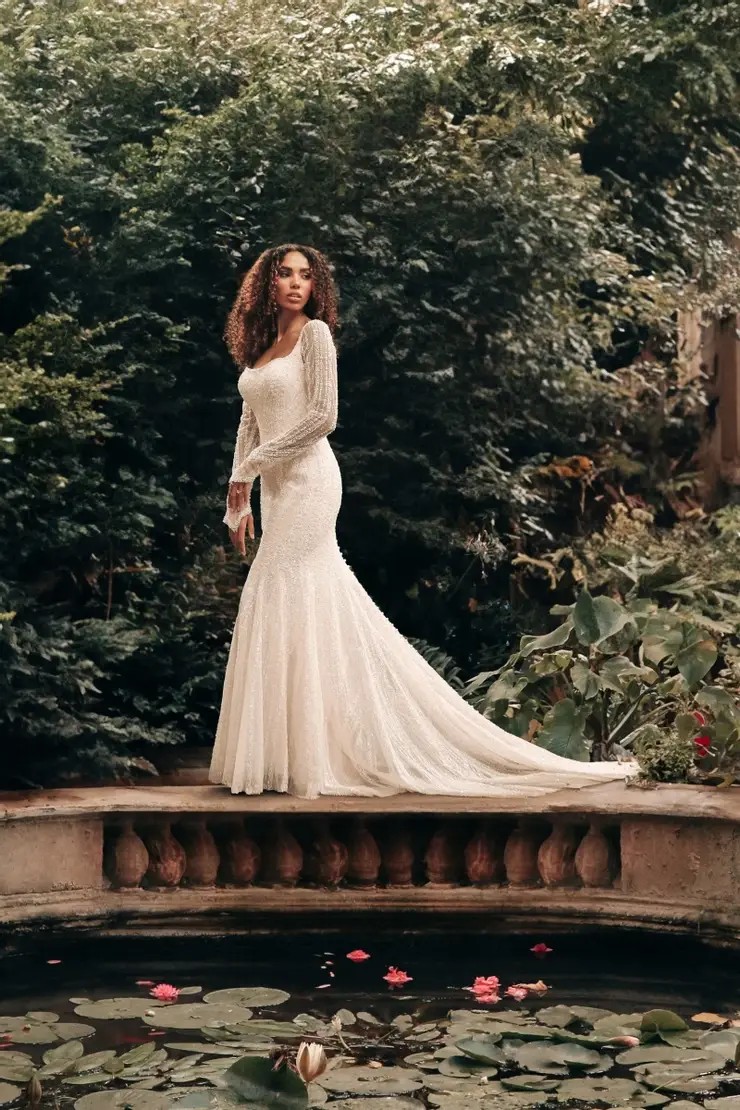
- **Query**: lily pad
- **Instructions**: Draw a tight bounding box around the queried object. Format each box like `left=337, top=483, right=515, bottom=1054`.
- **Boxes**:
left=224, top=1056, right=308, bottom=1107
left=74, top=1094, right=172, bottom=1109
left=641, top=1009, right=690, bottom=1035
left=0, top=1058, right=34, bottom=1083
left=500, top=1074, right=561, bottom=1091
left=455, top=1037, right=506, bottom=1065
left=317, top=1064, right=424, bottom=1096
left=535, top=1006, right=578, bottom=1028
left=203, top=987, right=289, bottom=1008
left=74, top=998, right=166, bottom=1020
left=438, top=1055, right=498, bottom=1078
left=514, top=1042, right=611, bottom=1075
left=0, top=1085, right=21, bottom=1107
left=325, top=1102, right=423, bottom=1109
left=142, top=1003, right=255, bottom=1029
left=557, top=1077, right=644, bottom=1103
left=643, top=1071, right=720, bottom=1094
left=54, top=1022, right=97, bottom=1040
left=704, top=1099, right=740, bottom=1109
left=620, top=1047, right=725, bottom=1066
left=26, top=1010, right=60, bottom=1023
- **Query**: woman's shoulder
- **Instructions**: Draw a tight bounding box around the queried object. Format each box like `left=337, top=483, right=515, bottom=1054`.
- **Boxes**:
left=301, top=317, right=333, bottom=342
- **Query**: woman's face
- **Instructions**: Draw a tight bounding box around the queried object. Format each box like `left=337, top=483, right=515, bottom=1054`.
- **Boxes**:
left=275, top=251, right=313, bottom=312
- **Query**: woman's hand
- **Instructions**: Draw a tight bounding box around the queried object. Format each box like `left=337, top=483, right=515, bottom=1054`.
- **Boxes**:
left=229, top=512, right=254, bottom=556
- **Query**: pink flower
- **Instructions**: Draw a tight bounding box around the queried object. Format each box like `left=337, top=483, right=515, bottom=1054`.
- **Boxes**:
left=463, top=976, right=501, bottom=1003
left=346, top=949, right=371, bottom=962
left=530, top=943, right=553, bottom=957
left=608, top=1035, right=640, bottom=1047
left=383, top=966, right=413, bottom=988
left=505, top=986, right=529, bottom=1001
left=511, top=979, right=549, bottom=995
left=136, top=979, right=155, bottom=986
left=149, top=983, right=180, bottom=1003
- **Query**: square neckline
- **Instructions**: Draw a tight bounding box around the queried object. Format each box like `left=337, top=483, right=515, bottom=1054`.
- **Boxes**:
left=248, top=320, right=312, bottom=371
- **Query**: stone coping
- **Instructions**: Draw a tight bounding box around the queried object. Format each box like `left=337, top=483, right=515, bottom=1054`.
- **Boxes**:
left=1, top=781, right=739, bottom=823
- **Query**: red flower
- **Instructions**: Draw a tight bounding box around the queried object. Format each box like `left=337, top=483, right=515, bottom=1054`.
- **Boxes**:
left=530, top=942, right=553, bottom=957
left=383, top=966, right=413, bottom=988
left=694, top=734, right=711, bottom=757
left=691, top=710, right=706, bottom=726
left=346, top=949, right=371, bottom=962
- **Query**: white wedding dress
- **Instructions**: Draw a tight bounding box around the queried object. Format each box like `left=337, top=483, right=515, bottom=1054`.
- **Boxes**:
left=209, top=318, right=636, bottom=797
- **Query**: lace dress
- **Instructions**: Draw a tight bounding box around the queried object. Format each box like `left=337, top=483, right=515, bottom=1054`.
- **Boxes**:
left=209, top=318, right=636, bottom=797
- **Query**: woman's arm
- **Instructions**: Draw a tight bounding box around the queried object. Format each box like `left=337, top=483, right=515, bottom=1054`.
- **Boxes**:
left=223, top=398, right=259, bottom=532
left=230, top=318, right=338, bottom=482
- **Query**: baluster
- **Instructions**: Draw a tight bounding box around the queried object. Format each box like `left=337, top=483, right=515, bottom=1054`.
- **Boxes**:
left=104, top=821, right=148, bottom=888
left=142, top=821, right=186, bottom=888
left=218, top=820, right=262, bottom=886
left=382, top=822, right=415, bottom=887
left=464, top=820, right=506, bottom=886
left=504, top=819, right=546, bottom=887
left=177, top=817, right=220, bottom=888
left=537, top=823, right=581, bottom=887
left=575, top=824, right=619, bottom=887
left=261, top=819, right=303, bottom=887
left=346, top=818, right=381, bottom=888
left=305, top=819, right=348, bottom=887
left=424, top=823, right=462, bottom=886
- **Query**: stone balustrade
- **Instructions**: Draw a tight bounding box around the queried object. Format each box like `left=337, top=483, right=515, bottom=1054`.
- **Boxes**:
left=0, top=783, right=737, bottom=940
left=102, top=816, right=620, bottom=891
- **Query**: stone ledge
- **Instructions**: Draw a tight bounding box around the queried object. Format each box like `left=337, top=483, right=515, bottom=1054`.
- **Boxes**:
left=0, top=784, right=737, bottom=937
left=1, top=781, right=739, bottom=822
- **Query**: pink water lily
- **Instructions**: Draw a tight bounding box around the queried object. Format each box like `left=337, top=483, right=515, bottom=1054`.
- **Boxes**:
left=505, top=985, right=529, bottom=1001
left=530, top=943, right=553, bottom=957
left=346, top=949, right=371, bottom=962
left=383, top=966, right=413, bottom=988
left=149, top=983, right=180, bottom=1003
left=464, top=976, right=501, bottom=1003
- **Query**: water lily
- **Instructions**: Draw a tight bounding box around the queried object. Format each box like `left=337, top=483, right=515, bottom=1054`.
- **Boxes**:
left=149, top=983, right=180, bottom=1003
left=530, top=942, right=553, bottom=957
left=346, top=949, right=371, bottom=962
left=295, top=1041, right=328, bottom=1083
left=608, top=1035, right=640, bottom=1046
left=505, top=985, right=529, bottom=1001
left=383, top=966, right=413, bottom=987
left=510, top=979, right=549, bottom=996
left=464, top=975, right=500, bottom=1000
left=26, top=1074, right=42, bottom=1107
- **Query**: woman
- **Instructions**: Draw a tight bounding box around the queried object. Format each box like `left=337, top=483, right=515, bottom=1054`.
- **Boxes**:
left=209, top=243, right=636, bottom=797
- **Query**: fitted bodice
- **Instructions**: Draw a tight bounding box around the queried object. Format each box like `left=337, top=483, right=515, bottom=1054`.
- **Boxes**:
left=238, top=346, right=309, bottom=442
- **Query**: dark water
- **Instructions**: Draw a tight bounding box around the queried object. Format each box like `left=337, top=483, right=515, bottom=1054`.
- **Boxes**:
left=1, top=925, right=738, bottom=1020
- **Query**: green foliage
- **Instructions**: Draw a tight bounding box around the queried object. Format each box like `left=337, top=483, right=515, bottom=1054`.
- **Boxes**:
left=224, top=1056, right=308, bottom=1108
left=633, top=724, right=696, bottom=784
left=464, top=587, right=733, bottom=762
left=2, top=0, right=740, bottom=782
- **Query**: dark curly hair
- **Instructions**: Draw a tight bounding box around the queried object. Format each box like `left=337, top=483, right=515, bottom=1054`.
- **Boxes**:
left=224, top=243, right=339, bottom=370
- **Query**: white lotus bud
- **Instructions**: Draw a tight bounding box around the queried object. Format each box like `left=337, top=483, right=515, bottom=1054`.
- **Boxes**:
left=295, top=1041, right=328, bottom=1083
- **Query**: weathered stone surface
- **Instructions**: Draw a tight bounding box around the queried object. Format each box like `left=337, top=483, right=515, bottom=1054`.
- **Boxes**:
left=621, top=819, right=740, bottom=902
left=0, top=817, right=102, bottom=895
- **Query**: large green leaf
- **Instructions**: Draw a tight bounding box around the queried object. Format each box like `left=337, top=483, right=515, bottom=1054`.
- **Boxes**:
left=573, top=591, right=635, bottom=649
left=674, top=628, right=717, bottom=688
left=224, top=1056, right=308, bottom=1107
left=519, top=621, right=572, bottom=658
left=535, top=699, right=590, bottom=761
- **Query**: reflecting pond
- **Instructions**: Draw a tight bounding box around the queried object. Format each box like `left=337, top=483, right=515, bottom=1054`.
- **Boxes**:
left=0, top=927, right=738, bottom=1108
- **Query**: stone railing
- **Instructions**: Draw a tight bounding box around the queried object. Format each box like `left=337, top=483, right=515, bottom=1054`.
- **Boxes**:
left=0, top=783, right=738, bottom=939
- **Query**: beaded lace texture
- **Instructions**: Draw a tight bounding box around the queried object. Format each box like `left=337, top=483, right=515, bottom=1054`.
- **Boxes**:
left=211, top=318, right=637, bottom=797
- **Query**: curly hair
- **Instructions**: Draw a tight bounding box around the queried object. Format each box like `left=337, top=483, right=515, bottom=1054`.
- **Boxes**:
left=224, top=243, right=339, bottom=370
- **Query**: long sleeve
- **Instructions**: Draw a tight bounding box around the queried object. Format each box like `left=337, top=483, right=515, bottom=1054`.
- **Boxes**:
left=223, top=398, right=260, bottom=532
left=230, top=318, right=338, bottom=483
